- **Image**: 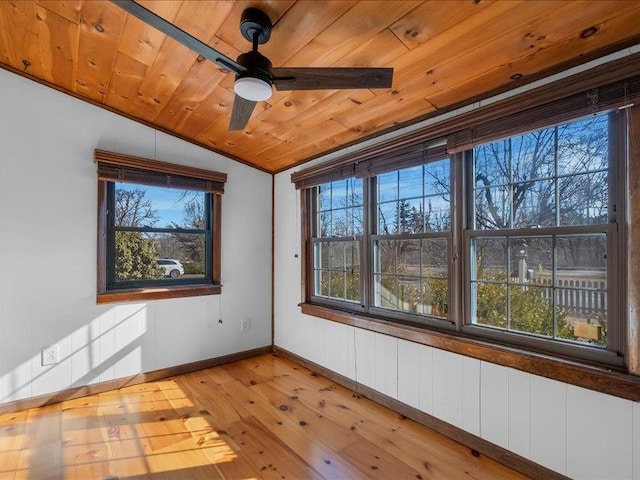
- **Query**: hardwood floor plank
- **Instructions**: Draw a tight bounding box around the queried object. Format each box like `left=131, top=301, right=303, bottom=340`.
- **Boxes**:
left=219, top=416, right=324, bottom=480
left=0, top=354, right=529, bottom=480
left=0, top=410, right=28, bottom=479
left=221, top=379, right=371, bottom=479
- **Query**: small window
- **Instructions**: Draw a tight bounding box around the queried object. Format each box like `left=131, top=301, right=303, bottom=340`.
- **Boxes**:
left=96, top=150, right=225, bottom=303
left=108, top=182, right=210, bottom=287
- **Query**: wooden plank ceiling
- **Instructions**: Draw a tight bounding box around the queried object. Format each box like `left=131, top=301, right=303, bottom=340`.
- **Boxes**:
left=1, top=1, right=640, bottom=173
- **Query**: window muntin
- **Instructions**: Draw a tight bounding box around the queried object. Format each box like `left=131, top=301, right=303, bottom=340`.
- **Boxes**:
left=469, top=114, right=612, bottom=348
left=107, top=182, right=212, bottom=289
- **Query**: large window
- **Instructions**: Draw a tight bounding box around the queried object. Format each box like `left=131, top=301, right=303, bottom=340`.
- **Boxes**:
left=373, top=162, right=451, bottom=319
left=302, top=111, right=624, bottom=365
left=96, top=150, right=225, bottom=303
left=308, top=158, right=453, bottom=327
left=313, top=178, right=363, bottom=304
left=467, top=115, right=617, bottom=355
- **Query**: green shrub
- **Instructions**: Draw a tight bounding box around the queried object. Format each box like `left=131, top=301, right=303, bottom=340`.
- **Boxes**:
left=115, top=231, right=162, bottom=281
left=183, top=261, right=205, bottom=275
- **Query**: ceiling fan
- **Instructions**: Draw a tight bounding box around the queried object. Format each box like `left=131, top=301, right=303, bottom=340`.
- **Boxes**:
left=111, top=1, right=394, bottom=130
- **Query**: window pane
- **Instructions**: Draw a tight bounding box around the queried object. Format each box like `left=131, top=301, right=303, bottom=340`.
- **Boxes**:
left=424, top=195, right=450, bottom=232
left=512, top=180, right=556, bottom=228
left=349, top=206, right=364, bottom=235
left=399, top=166, right=423, bottom=199
left=423, top=278, right=448, bottom=317
left=421, top=239, right=448, bottom=278
left=346, top=272, right=361, bottom=302
left=397, top=240, right=421, bottom=275
left=115, top=183, right=205, bottom=229
left=509, top=285, right=554, bottom=337
left=114, top=231, right=205, bottom=281
left=474, top=140, right=510, bottom=187
left=329, top=242, right=345, bottom=269
left=398, top=278, right=421, bottom=314
left=347, top=178, right=364, bottom=208
left=555, top=234, right=607, bottom=274
left=475, top=186, right=510, bottom=229
left=318, top=211, right=330, bottom=237
left=511, top=131, right=555, bottom=182
left=330, top=181, right=347, bottom=210
left=559, top=171, right=608, bottom=225
left=377, top=240, right=397, bottom=274
left=473, top=282, right=507, bottom=328
left=557, top=115, right=608, bottom=176
left=331, top=208, right=348, bottom=236
left=555, top=288, right=606, bottom=347
left=315, top=242, right=329, bottom=269
left=315, top=270, right=330, bottom=297
left=378, top=202, right=398, bottom=234
left=473, top=237, right=507, bottom=282
left=424, top=160, right=450, bottom=195
left=379, top=171, right=398, bottom=202
left=375, top=274, right=398, bottom=309
left=398, top=198, right=423, bottom=233
left=509, top=237, right=552, bottom=285
left=329, top=271, right=345, bottom=299
left=318, top=184, right=331, bottom=212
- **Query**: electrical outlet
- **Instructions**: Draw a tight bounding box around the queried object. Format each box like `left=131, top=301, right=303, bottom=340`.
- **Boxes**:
left=41, top=345, right=59, bottom=366
left=240, top=317, right=251, bottom=332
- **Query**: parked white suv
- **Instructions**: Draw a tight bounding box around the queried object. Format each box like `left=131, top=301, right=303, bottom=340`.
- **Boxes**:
left=157, top=259, right=184, bottom=278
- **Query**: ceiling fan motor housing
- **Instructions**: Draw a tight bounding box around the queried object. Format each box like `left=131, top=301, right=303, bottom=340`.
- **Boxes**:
left=236, top=51, right=273, bottom=84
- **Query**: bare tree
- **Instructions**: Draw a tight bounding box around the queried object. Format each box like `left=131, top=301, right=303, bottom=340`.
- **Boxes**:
left=115, top=188, right=158, bottom=227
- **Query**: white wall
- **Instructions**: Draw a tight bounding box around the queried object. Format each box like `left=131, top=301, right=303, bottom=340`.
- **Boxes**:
left=0, top=69, right=272, bottom=405
left=274, top=45, right=640, bottom=479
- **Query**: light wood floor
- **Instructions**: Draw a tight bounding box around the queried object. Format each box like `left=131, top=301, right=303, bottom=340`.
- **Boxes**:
left=0, top=354, right=528, bottom=480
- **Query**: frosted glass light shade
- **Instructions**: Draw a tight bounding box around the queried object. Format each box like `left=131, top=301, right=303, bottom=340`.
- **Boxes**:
left=234, top=76, right=272, bottom=101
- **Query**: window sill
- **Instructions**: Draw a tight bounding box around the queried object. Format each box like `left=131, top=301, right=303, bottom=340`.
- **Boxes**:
left=300, top=302, right=640, bottom=402
left=97, top=284, right=221, bottom=304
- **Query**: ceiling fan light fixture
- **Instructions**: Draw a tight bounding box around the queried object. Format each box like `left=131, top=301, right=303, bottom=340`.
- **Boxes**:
left=234, top=76, right=272, bottom=102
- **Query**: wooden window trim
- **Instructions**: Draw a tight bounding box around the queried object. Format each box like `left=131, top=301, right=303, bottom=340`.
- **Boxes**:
left=95, top=150, right=227, bottom=186
left=95, top=150, right=225, bottom=304
left=300, top=302, right=640, bottom=402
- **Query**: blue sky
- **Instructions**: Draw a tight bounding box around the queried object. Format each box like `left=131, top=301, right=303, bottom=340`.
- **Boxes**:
left=116, top=182, right=202, bottom=227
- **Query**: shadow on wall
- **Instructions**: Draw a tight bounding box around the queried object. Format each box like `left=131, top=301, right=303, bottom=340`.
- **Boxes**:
left=1, top=305, right=148, bottom=404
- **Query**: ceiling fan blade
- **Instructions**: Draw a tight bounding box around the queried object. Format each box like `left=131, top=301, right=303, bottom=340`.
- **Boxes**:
left=271, top=67, right=393, bottom=91
left=229, top=95, right=257, bottom=131
left=111, top=0, right=245, bottom=75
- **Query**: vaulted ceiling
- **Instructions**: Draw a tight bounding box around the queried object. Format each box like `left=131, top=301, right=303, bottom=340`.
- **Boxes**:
left=1, top=1, right=640, bottom=173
